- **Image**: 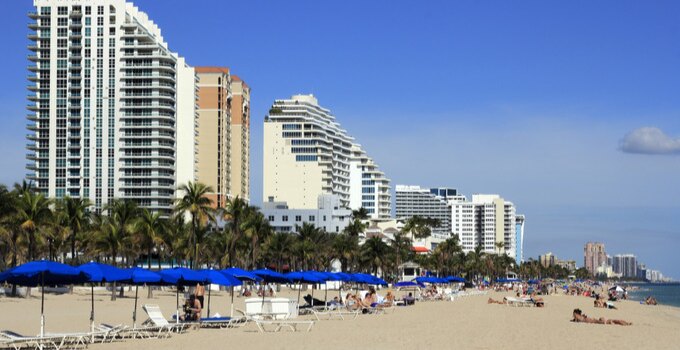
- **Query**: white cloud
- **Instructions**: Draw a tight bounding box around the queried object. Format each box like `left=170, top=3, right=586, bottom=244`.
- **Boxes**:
left=619, top=127, right=680, bottom=155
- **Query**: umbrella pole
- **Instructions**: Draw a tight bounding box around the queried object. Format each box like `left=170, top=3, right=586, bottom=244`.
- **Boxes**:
left=324, top=283, right=328, bottom=310
left=176, top=285, right=179, bottom=324
left=230, top=286, right=234, bottom=318
left=90, top=284, right=95, bottom=343
left=40, top=271, right=45, bottom=337
left=207, top=286, right=211, bottom=318
left=133, top=285, right=138, bottom=328
left=296, top=282, right=301, bottom=309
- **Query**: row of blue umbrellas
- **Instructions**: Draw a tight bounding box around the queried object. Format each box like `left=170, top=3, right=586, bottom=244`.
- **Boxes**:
left=0, top=261, right=389, bottom=336
left=414, top=276, right=466, bottom=284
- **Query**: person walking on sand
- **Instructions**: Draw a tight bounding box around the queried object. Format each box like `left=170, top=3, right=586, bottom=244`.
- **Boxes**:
left=195, top=283, right=205, bottom=315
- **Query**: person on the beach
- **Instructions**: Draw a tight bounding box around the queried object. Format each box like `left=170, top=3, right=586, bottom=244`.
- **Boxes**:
left=645, top=296, right=658, bottom=305
left=571, top=309, right=631, bottom=326
left=487, top=297, right=507, bottom=304
left=195, top=283, right=205, bottom=313
left=403, top=292, right=416, bottom=305
left=345, top=293, right=362, bottom=311
left=268, top=287, right=275, bottom=297
left=378, top=291, right=395, bottom=309
left=180, top=295, right=202, bottom=322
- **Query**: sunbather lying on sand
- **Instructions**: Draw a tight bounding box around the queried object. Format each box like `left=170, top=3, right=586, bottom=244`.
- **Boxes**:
left=572, top=308, right=631, bottom=326
left=488, top=297, right=507, bottom=304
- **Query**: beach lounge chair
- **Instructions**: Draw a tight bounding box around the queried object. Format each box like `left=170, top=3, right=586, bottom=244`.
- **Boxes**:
left=0, top=330, right=86, bottom=350
left=505, top=297, right=534, bottom=307
left=142, top=304, right=189, bottom=335
left=254, top=319, right=315, bottom=333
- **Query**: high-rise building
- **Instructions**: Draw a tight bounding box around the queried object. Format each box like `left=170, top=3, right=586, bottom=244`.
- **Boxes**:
left=263, top=194, right=351, bottom=234
left=27, top=0, right=197, bottom=214
left=584, top=242, right=607, bottom=275
left=263, top=94, right=389, bottom=214
left=451, top=194, right=517, bottom=259
left=515, top=214, right=525, bottom=264
left=230, top=76, right=250, bottom=202
left=612, top=254, right=637, bottom=278
left=395, top=185, right=456, bottom=239
left=349, top=144, right=391, bottom=219
left=539, top=252, right=556, bottom=268
left=195, top=67, right=231, bottom=207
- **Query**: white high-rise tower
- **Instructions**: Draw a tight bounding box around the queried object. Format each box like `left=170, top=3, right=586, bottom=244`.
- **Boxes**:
left=27, top=0, right=196, bottom=213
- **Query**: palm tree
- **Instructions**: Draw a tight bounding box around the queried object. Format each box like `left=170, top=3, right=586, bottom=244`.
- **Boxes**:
left=243, top=210, right=272, bottom=269
left=16, top=191, right=52, bottom=261
left=58, top=196, right=91, bottom=264
left=389, top=231, right=412, bottom=275
left=104, top=199, right=140, bottom=266
left=332, top=233, right=359, bottom=272
left=294, top=223, right=325, bottom=270
left=263, top=232, right=294, bottom=272
left=343, top=208, right=369, bottom=237
left=360, top=236, right=390, bottom=275
left=401, top=216, right=440, bottom=240
left=175, top=182, right=215, bottom=269
left=220, top=196, right=248, bottom=268
left=0, top=185, right=18, bottom=268
left=133, top=208, right=168, bottom=269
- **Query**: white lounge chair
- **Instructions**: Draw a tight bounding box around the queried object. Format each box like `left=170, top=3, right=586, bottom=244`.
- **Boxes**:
left=254, top=319, right=315, bottom=333
left=0, top=330, right=86, bottom=350
left=505, top=297, right=534, bottom=307
left=142, top=304, right=188, bottom=336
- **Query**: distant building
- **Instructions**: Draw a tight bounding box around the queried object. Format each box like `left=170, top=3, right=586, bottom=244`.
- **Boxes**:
left=515, top=214, right=525, bottom=264
left=395, top=185, right=455, bottom=239
left=584, top=242, right=608, bottom=275
left=262, top=194, right=351, bottom=233
left=451, top=194, right=517, bottom=259
left=612, top=254, right=637, bottom=278
left=263, top=94, right=390, bottom=218
left=539, top=252, right=556, bottom=268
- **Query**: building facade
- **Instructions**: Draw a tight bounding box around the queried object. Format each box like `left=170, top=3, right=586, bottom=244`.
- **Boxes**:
left=27, top=0, right=196, bottom=214
left=515, top=214, right=525, bottom=264
left=584, top=242, right=607, bottom=275
left=263, top=194, right=351, bottom=234
left=263, top=94, right=389, bottom=215
left=451, top=194, right=517, bottom=259
left=229, top=76, right=250, bottom=202
left=395, top=185, right=454, bottom=239
left=349, top=144, right=391, bottom=219
left=612, top=254, right=637, bottom=278
left=195, top=67, right=231, bottom=207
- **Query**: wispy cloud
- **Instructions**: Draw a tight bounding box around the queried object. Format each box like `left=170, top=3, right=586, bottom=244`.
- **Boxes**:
left=619, top=127, right=680, bottom=155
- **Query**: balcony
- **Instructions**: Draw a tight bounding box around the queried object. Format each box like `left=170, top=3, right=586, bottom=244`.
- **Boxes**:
left=27, top=33, right=38, bottom=41
left=69, top=11, right=82, bottom=18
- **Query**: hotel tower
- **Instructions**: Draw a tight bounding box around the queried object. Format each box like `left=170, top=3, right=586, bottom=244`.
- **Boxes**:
left=27, top=0, right=197, bottom=214
left=263, top=94, right=390, bottom=219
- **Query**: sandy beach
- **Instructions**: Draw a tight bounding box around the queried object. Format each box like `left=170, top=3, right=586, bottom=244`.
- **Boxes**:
left=2, top=287, right=680, bottom=350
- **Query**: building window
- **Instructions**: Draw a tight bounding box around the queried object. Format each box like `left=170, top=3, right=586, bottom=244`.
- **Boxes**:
left=268, top=216, right=274, bottom=222
left=309, top=216, right=315, bottom=221
left=282, top=215, right=288, bottom=222
left=323, top=216, right=327, bottom=221
left=295, top=215, right=301, bottom=222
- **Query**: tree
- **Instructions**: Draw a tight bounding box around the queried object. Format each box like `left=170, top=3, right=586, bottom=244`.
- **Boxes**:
left=0, top=184, right=19, bottom=268
left=360, top=236, right=390, bottom=275
left=58, top=196, right=91, bottom=264
left=220, top=196, right=249, bottom=268
left=16, top=191, right=52, bottom=261
left=133, top=208, right=168, bottom=269
left=343, top=208, right=369, bottom=237
left=389, top=231, right=413, bottom=275
left=294, top=223, right=325, bottom=270
left=243, top=210, right=272, bottom=269
left=175, top=182, right=215, bottom=269
left=401, top=216, right=440, bottom=240
left=263, top=232, right=294, bottom=272
left=332, top=233, right=359, bottom=272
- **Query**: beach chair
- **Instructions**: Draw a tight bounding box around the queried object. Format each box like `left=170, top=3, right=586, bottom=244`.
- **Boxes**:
left=505, top=297, right=534, bottom=307
left=142, top=304, right=189, bottom=336
left=0, top=330, right=85, bottom=350
left=254, top=319, right=315, bottom=333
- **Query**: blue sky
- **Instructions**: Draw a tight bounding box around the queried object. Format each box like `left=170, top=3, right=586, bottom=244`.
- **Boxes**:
left=1, top=0, right=679, bottom=277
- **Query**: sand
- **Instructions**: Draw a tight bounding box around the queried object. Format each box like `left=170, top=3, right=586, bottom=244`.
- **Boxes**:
left=2, top=287, right=680, bottom=350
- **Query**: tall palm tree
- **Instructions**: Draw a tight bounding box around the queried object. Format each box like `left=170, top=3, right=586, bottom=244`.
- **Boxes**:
left=243, top=210, right=272, bottom=269
left=133, top=208, right=168, bottom=269
left=401, top=216, right=440, bottom=240
left=294, top=223, right=325, bottom=270
left=0, top=185, right=18, bottom=268
left=343, top=208, right=369, bottom=237
left=263, top=232, right=294, bottom=272
left=220, top=196, right=248, bottom=268
left=175, top=182, right=215, bottom=269
left=104, top=199, right=140, bottom=266
left=332, top=233, right=359, bottom=272
left=16, top=191, right=52, bottom=261
left=389, top=231, right=412, bottom=274
left=58, top=197, right=91, bottom=264
left=360, top=236, right=390, bottom=275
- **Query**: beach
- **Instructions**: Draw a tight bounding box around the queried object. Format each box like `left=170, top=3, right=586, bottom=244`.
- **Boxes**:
left=2, top=287, right=680, bottom=350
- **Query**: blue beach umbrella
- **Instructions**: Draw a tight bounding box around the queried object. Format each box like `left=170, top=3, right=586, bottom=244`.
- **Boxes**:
left=395, top=281, right=425, bottom=288
left=5, top=260, right=89, bottom=336
left=446, top=276, right=466, bottom=283
left=219, top=267, right=260, bottom=317
left=77, top=262, right=131, bottom=333
left=123, top=268, right=163, bottom=327
left=251, top=269, right=292, bottom=307
left=160, top=268, right=207, bottom=323
left=199, top=269, right=242, bottom=317
left=285, top=271, right=327, bottom=306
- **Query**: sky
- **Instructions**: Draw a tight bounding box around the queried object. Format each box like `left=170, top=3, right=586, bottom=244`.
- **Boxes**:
left=1, top=0, right=679, bottom=278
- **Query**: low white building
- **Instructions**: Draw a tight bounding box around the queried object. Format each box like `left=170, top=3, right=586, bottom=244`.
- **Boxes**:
left=262, top=194, right=352, bottom=233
